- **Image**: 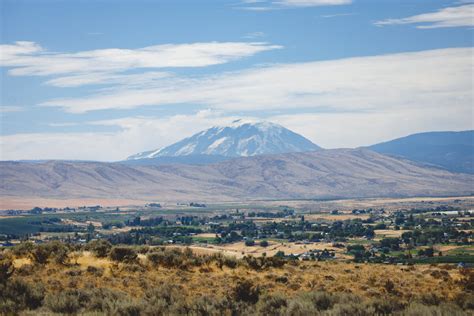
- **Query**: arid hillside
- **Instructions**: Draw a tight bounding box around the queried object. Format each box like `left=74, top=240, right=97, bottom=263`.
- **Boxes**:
left=1, top=149, right=472, bottom=202
left=1, top=242, right=473, bottom=315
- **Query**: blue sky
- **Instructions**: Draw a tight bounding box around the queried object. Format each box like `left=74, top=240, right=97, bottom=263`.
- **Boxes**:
left=1, top=0, right=473, bottom=160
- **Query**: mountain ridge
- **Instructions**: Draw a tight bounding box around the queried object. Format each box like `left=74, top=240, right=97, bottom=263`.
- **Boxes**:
left=367, top=130, right=474, bottom=174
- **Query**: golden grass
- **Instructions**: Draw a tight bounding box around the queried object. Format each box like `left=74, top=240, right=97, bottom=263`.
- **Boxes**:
left=13, top=251, right=467, bottom=303
left=13, top=257, right=31, bottom=268
left=375, top=229, right=409, bottom=238
left=76, top=251, right=112, bottom=270
left=194, top=233, right=218, bottom=238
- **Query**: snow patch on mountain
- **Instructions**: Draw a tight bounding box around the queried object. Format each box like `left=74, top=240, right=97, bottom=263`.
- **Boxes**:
left=127, top=120, right=321, bottom=160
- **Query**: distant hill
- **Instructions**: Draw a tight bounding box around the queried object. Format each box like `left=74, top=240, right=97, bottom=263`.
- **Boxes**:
left=127, top=120, right=321, bottom=161
left=366, top=130, right=474, bottom=174
left=122, top=154, right=232, bottom=166
left=2, top=149, right=472, bottom=202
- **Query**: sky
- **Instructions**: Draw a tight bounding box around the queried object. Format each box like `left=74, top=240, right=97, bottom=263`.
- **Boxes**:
left=0, top=0, right=473, bottom=161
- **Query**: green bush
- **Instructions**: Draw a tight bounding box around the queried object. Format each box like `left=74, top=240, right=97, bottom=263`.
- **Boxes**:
left=245, top=239, right=256, bottom=246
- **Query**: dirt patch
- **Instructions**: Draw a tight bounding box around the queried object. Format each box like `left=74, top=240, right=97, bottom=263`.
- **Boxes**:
left=305, top=213, right=370, bottom=221
left=0, top=196, right=148, bottom=210
left=375, top=229, right=409, bottom=238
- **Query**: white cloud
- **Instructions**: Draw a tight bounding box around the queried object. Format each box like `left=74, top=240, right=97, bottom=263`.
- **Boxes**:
left=40, top=47, right=473, bottom=117
left=0, top=106, right=24, bottom=113
left=375, top=4, right=474, bottom=29
left=243, top=32, right=266, bottom=39
left=0, top=111, right=244, bottom=161
left=2, top=46, right=472, bottom=161
left=45, top=71, right=171, bottom=88
left=321, top=12, right=356, bottom=18
left=237, top=0, right=351, bottom=10
left=0, top=41, right=282, bottom=80
left=2, top=103, right=472, bottom=161
left=276, top=0, right=351, bottom=7
left=270, top=106, right=473, bottom=149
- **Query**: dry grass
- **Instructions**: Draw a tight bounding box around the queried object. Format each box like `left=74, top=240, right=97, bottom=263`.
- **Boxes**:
left=13, top=257, right=31, bottom=268
left=11, top=251, right=468, bottom=304
left=375, top=229, right=409, bottom=238
left=0, top=196, right=148, bottom=210
left=193, top=233, right=218, bottom=238
left=75, top=251, right=112, bottom=270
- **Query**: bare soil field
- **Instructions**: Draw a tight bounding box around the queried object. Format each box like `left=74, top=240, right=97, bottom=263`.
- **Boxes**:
left=374, top=229, right=410, bottom=238
left=262, top=196, right=474, bottom=213
left=0, top=196, right=148, bottom=210
left=305, top=213, right=371, bottom=221
left=174, top=241, right=349, bottom=259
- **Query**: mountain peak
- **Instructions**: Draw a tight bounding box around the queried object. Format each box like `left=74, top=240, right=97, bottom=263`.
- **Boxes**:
left=127, top=120, right=321, bottom=160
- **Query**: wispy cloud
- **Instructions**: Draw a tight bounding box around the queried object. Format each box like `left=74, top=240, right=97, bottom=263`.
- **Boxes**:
left=0, top=41, right=282, bottom=84
left=40, top=47, right=473, bottom=117
left=321, top=12, right=356, bottom=18
left=0, top=111, right=244, bottom=161
left=243, top=32, right=266, bottom=39
left=47, top=122, right=79, bottom=127
left=276, top=0, right=351, bottom=7
left=0, top=105, right=24, bottom=113
left=45, top=71, right=171, bottom=88
left=237, top=0, right=351, bottom=10
left=375, top=4, right=474, bottom=29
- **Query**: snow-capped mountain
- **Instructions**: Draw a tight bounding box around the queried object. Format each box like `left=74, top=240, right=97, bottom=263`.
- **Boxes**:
left=127, top=120, right=321, bottom=160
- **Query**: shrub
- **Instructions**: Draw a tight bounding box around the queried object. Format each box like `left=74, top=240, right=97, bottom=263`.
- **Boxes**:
left=257, top=293, right=287, bottom=315
left=86, top=287, right=127, bottom=312
left=403, top=302, right=465, bottom=316
left=45, top=291, right=82, bottom=314
left=232, top=279, right=260, bottom=304
left=29, top=245, right=50, bottom=265
left=109, top=247, right=137, bottom=263
left=87, top=239, right=112, bottom=258
left=50, top=242, right=70, bottom=265
left=260, top=240, right=269, bottom=247
left=245, top=239, right=256, bottom=246
left=189, top=295, right=233, bottom=315
left=0, top=258, right=14, bottom=283
left=11, top=242, right=34, bottom=257
left=369, top=298, right=404, bottom=314
left=86, top=265, right=104, bottom=277
left=0, top=278, right=45, bottom=311
left=300, top=291, right=335, bottom=311
left=419, top=293, right=443, bottom=306
left=107, top=298, right=142, bottom=316
left=141, top=284, right=185, bottom=314
left=222, top=256, right=238, bottom=269
left=384, top=279, right=395, bottom=294
left=329, top=301, right=375, bottom=316
left=286, top=298, right=317, bottom=316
